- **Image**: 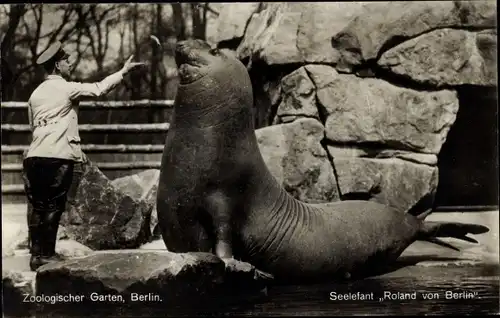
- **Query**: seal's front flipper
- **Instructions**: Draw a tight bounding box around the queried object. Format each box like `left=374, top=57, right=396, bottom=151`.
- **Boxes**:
left=254, top=268, right=274, bottom=281
left=216, top=241, right=233, bottom=259
left=206, top=191, right=234, bottom=259
left=222, top=258, right=274, bottom=282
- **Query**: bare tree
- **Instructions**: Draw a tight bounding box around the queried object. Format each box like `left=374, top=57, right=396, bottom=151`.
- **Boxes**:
left=128, top=3, right=142, bottom=99
left=190, top=3, right=206, bottom=40
left=68, top=6, right=93, bottom=77
left=171, top=3, right=186, bottom=41
left=82, top=4, right=120, bottom=75
left=1, top=4, right=26, bottom=99
left=19, top=4, right=45, bottom=83
left=149, top=4, right=162, bottom=99
left=1, top=4, right=26, bottom=61
left=1, top=3, right=221, bottom=101
left=3, top=4, right=92, bottom=100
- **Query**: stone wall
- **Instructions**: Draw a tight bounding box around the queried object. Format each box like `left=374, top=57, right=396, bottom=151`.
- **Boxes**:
left=210, top=1, right=497, bottom=213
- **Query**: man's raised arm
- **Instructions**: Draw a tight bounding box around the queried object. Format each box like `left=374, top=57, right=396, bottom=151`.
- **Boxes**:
left=68, top=55, right=145, bottom=100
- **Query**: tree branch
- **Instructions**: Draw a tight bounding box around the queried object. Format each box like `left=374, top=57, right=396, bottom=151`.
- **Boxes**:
left=2, top=4, right=26, bottom=70
left=34, top=6, right=43, bottom=51
left=202, top=2, right=209, bottom=36
left=20, top=12, right=37, bottom=58
left=13, top=63, right=36, bottom=78
left=103, top=22, right=110, bottom=64
left=98, top=5, right=116, bottom=21
left=206, top=4, right=219, bottom=17
left=171, top=3, right=186, bottom=41
left=45, top=5, right=74, bottom=50
left=1, top=4, right=26, bottom=58
left=58, top=4, right=91, bottom=44
left=83, top=23, right=97, bottom=66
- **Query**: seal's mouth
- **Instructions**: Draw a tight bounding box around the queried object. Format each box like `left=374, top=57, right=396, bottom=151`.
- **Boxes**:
left=175, top=40, right=213, bottom=68
left=175, top=43, right=197, bottom=67
left=175, top=40, right=213, bottom=85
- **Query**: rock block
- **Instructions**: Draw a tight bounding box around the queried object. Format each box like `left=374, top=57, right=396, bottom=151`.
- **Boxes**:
left=2, top=268, right=37, bottom=316
left=256, top=118, right=339, bottom=203
left=275, top=67, right=320, bottom=123
left=111, top=169, right=160, bottom=238
left=332, top=1, right=497, bottom=72
left=60, top=160, right=152, bottom=250
left=379, top=28, right=498, bottom=87
left=237, top=2, right=367, bottom=65
left=304, top=64, right=459, bottom=154
left=212, top=3, right=262, bottom=44
left=33, top=250, right=271, bottom=313
left=328, top=145, right=439, bottom=212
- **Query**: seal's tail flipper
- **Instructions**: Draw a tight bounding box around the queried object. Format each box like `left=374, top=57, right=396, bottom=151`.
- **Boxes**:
left=418, top=221, right=490, bottom=251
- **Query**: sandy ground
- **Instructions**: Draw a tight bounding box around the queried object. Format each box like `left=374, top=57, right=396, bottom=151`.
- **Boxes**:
left=2, top=203, right=499, bottom=269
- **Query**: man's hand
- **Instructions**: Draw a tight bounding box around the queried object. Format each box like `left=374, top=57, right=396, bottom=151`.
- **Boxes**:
left=121, top=55, right=146, bottom=74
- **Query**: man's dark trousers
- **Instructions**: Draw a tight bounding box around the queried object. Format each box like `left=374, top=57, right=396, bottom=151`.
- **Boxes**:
left=22, top=157, right=78, bottom=271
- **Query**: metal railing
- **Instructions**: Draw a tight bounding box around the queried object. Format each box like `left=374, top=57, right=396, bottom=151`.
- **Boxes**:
left=1, top=100, right=173, bottom=202
left=2, top=144, right=165, bottom=153
left=2, top=123, right=170, bottom=132
left=1, top=99, right=174, bottom=108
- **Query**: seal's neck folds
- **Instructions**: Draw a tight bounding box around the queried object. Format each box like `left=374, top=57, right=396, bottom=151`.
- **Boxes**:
left=174, top=62, right=254, bottom=129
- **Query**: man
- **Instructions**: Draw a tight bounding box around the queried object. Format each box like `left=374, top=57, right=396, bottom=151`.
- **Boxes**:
left=23, top=41, right=145, bottom=271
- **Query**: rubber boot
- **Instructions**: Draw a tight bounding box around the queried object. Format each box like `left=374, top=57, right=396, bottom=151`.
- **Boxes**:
left=29, top=225, right=44, bottom=271
left=39, top=208, right=66, bottom=265
left=28, top=209, right=44, bottom=271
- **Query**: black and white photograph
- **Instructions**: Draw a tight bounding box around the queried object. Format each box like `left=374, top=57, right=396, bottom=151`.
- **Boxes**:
left=1, top=2, right=498, bottom=317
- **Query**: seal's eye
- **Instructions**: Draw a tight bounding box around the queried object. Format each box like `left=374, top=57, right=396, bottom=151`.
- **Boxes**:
left=209, top=48, right=220, bottom=56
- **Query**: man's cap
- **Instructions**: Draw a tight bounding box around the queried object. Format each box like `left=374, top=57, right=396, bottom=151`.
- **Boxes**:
left=36, top=41, right=66, bottom=65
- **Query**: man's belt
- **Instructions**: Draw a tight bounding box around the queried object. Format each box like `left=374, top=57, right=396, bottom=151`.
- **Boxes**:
left=33, top=118, right=59, bottom=127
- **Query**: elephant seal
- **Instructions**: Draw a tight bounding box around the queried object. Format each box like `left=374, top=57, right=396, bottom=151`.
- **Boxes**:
left=156, top=39, right=489, bottom=283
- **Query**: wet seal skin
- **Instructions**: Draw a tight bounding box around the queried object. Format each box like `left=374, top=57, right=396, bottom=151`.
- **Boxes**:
left=156, top=39, right=489, bottom=284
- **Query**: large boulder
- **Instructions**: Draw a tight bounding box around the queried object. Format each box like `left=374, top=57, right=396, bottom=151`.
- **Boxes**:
left=256, top=118, right=339, bottom=203
left=60, top=160, right=153, bottom=250
left=36, top=251, right=225, bottom=302
left=268, top=63, right=452, bottom=211
left=2, top=269, right=36, bottom=316
left=327, top=146, right=438, bottom=166
left=237, top=2, right=367, bottom=65
left=211, top=3, right=263, bottom=45
left=34, top=250, right=271, bottom=314
left=111, top=169, right=160, bottom=238
left=328, top=146, right=438, bottom=212
left=475, top=29, right=498, bottom=83
left=301, top=64, right=459, bottom=154
left=378, top=28, right=498, bottom=87
left=111, top=169, right=160, bottom=202
left=331, top=1, right=497, bottom=72
left=274, top=66, right=320, bottom=123
left=222, top=257, right=274, bottom=291
left=2, top=251, right=271, bottom=316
